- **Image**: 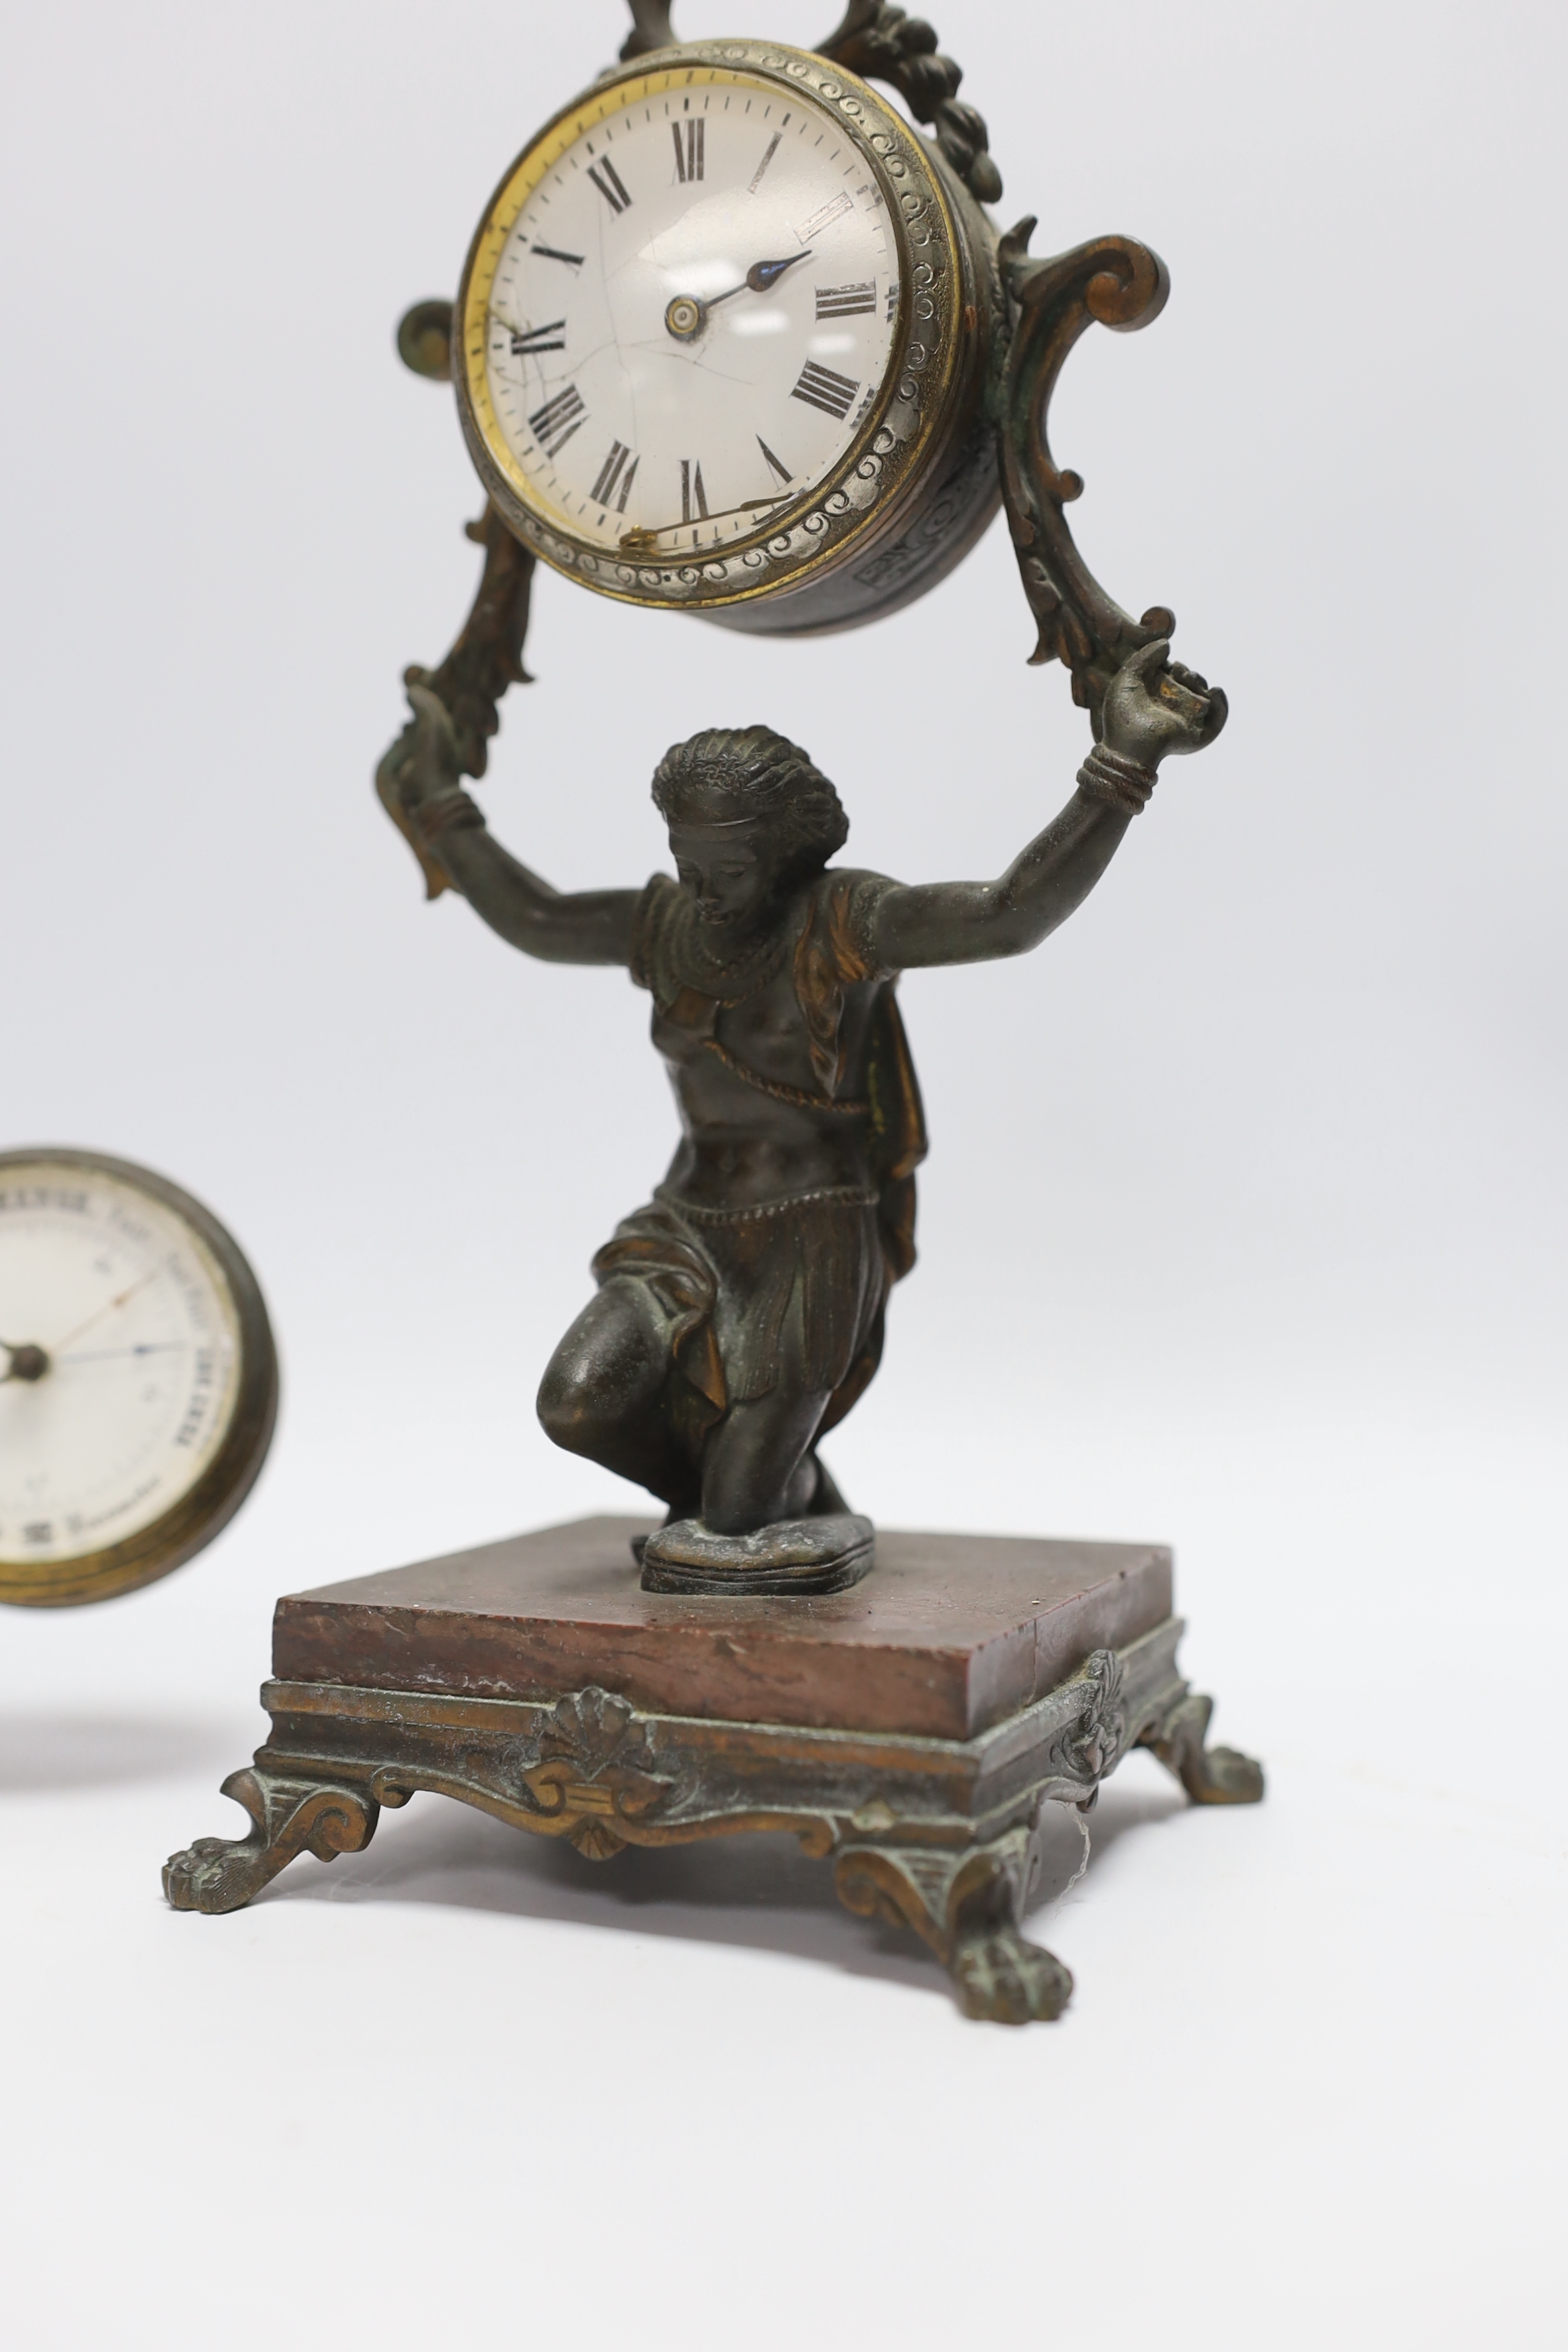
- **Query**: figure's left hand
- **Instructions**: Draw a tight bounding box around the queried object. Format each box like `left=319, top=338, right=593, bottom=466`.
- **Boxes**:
left=1100, top=638, right=1228, bottom=768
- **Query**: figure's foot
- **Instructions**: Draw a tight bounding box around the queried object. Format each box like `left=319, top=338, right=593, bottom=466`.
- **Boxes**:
left=950, top=1928, right=1073, bottom=2024
left=640, top=1512, right=873, bottom=1596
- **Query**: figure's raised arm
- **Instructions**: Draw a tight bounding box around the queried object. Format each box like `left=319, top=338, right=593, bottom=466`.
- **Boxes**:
left=869, top=641, right=1226, bottom=972
left=376, top=688, right=638, bottom=966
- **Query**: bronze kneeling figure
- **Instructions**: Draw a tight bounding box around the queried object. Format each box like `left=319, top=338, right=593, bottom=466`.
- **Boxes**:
left=380, top=639, right=1222, bottom=1591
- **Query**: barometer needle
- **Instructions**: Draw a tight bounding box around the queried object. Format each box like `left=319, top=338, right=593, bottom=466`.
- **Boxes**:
left=46, top=1268, right=159, bottom=1358
left=56, top=1342, right=187, bottom=1365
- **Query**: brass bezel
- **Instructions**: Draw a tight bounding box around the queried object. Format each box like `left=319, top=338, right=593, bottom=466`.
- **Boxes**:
left=454, top=39, right=969, bottom=614
left=0, top=1149, right=279, bottom=1608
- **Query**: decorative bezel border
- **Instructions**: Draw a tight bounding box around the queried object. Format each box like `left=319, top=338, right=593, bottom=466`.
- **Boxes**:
left=453, top=40, right=968, bottom=614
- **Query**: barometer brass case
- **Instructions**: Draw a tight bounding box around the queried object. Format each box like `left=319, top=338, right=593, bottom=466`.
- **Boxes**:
left=0, top=1149, right=277, bottom=1608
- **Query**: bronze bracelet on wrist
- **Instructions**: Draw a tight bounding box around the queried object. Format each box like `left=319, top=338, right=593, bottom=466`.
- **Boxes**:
left=411, top=787, right=486, bottom=844
left=1076, top=743, right=1157, bottom=816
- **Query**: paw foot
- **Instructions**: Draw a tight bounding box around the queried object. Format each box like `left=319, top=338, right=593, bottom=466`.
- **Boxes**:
left=1185, top=1744, right=1265, bottom=1805
left=162, top=1833, right=268, bottom=1915
left=950, top=1929, right=1073, bottom=2024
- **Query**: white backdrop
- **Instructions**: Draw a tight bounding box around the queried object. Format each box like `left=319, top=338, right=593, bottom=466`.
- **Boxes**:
left=3, top=3, right=1563, bottom=2345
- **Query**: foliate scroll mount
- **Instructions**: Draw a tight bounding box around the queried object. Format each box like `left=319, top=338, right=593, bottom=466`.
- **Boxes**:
left=813, top=3, right=1002, bottom=204
left=997, top=218, right=1182, bottom=720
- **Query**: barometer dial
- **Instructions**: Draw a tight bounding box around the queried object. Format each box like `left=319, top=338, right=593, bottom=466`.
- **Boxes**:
left=0, top=1150, right=277, bottom=1606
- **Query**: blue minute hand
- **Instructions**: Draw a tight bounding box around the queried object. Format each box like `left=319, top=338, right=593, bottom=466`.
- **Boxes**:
left=665, top=252, right=813, bottom=343
left=710, top=249, right=812, bottom=307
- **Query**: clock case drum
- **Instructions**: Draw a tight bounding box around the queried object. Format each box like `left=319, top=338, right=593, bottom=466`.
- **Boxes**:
left=390, top=8, right=1183, bottom=801
left=454, top=35, right=1001, bottom=637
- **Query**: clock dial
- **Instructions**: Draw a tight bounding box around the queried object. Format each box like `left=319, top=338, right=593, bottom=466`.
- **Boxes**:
left=452, top=43, right=994, bottom=627
left=478, top=78, right=899, bottom=558
left=0, top=1153, right=277, bottom=1604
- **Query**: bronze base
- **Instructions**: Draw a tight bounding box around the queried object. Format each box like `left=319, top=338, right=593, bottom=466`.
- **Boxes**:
left=163, top=1515, right=1262, bottom=2024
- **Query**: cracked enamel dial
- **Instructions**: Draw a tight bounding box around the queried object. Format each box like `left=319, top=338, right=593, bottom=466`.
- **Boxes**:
left=468, top=67, right=899, bottom=560
left=447, top=29, right=1002, bottom=630
left=0, top=1152, right=277, bottom=1606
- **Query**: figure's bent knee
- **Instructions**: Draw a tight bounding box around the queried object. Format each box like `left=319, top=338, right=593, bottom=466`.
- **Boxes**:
left=537, top=1283, right=666, bottom=1453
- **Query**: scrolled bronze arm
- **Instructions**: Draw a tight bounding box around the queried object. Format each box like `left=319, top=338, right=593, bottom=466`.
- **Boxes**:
left=376, top=502, right=536, bottom=899
left=996, top=218, right=1187, bottom=723
left=619, top=3, right=677, bottom=61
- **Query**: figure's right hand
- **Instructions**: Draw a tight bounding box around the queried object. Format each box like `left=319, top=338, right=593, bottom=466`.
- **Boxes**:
left=374, top=684, right=465, bottom=899
left=377, top=684, right=462, bottom=819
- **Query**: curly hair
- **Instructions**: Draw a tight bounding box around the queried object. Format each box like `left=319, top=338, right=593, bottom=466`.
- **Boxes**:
left=650, top=724, right=848, bottom=880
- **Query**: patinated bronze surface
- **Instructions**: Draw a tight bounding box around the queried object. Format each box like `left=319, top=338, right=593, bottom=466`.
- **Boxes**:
left=378, top=646, right=1219, bottom=1593
left=164, top=1518, right=1262, bottom=2024
left=269, top=1517, right=1177, bottom=1738
left=159, top=3, right=1265, bottom=2008
left=369, top=3, right=1230, bottom=1593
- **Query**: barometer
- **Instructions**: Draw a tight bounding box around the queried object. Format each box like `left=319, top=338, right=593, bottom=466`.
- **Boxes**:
left=0, top=1149, right=277, bottom=1606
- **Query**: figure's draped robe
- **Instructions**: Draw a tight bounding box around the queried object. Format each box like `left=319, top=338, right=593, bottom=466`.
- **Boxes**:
left=592, top=868, right=927, bottom=1452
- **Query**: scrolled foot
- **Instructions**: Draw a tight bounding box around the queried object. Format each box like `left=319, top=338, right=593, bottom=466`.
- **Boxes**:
left=1183, top=1743, right=1264, bottom=1804
left=950, top=1928, right=1073, bottom=2026
left=835, top=1824, right=1073, bottom=2023
left=1149, top=1693, right=1264, bottom=1806
left=163, top=1768, right=379, bottom=1915
left=163, top=1829, right=269, bottom=1915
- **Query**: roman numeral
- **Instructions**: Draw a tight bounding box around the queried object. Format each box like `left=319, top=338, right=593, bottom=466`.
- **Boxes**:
left=671, top=119, right=705, bottom=183
left=748, top=129, right=783, bottom=194
left=815, top=282, right=876, bottom=319
left=796, top=191, right=852, bottom=241
left=591, top=440, right=639, bottom=513
left=531, top=244, right=584, bottom=269
left=528, top=384, right=586, bottom=458
left=790, top=361, right=859, bottom=421
left=680, top=459, right=710, bottom=523
left=587, top=157, right=633, bottom=214
left=757, top=436, right=793, bottom=488
left=510, top=318, right=566, bottom=355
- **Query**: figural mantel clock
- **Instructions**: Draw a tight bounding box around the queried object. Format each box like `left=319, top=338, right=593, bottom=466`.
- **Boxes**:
left=163, top=4, right=1258, bottom=2030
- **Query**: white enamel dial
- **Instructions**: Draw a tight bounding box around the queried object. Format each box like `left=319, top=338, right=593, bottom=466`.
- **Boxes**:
left=480, top=74, right=899, bottom=558
left=0, top=1159, right=246, bottom=1569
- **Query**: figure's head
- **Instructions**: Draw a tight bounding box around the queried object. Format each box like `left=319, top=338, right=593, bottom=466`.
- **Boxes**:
left=651, top=724, right=848, bottom=927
